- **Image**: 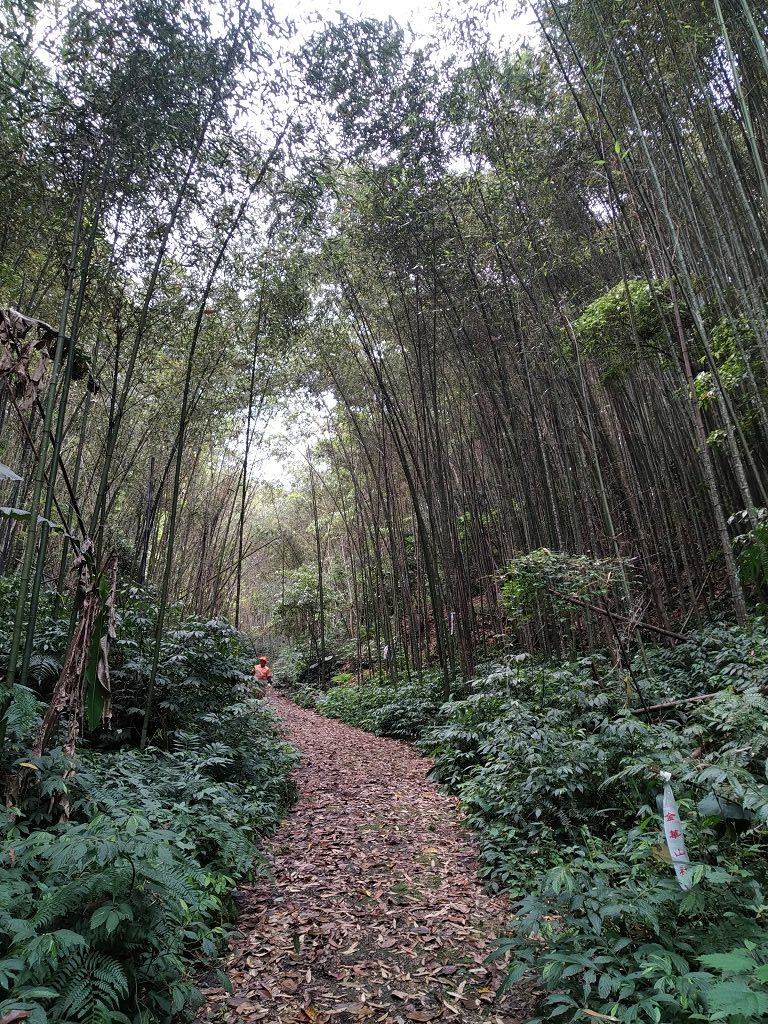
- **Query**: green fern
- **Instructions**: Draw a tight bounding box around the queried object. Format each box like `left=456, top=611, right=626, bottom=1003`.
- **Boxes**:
left=54, top=951, right=128, bottom=1021
left=85, top=1000, right=132, bottom=1024
left=2, top=584, right=296, bottom=1023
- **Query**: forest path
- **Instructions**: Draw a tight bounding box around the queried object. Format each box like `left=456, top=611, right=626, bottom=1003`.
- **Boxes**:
left=200, top=690, right=533, bottom=1024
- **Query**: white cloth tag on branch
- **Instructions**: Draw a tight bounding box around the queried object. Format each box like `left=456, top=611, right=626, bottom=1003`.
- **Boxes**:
left=660, top=771, right=692, bottom=890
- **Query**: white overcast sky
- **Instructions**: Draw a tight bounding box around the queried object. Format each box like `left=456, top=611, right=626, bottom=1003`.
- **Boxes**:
left=273, top=0, right=536, bottom=49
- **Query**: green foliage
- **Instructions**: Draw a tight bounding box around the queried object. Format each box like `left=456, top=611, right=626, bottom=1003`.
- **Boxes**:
left=109, top=588, right=255, bottom=745
left=300, top=17, right=441, bottom=168
left=272, top=644, right=307, bottom=690
left=490, top=844, right=768, bottom=1024
left=696, top=318, right=762, bottom=431
left=419, top=620, right=768, bottom=1022
left=729, top=509, right=768, bottom=593
left=568, top=278, right=681, bottom=382
left=500, top=548, right=630, bottom=627
left=272, top=567, right=339, bottom=650
left=301, top=670, right=446, bottom=740
left=421, top=654, right=620, bottom=885
left=1, top=585, right=297, bottom=1023
left=636, top=618, right=768, bottom=704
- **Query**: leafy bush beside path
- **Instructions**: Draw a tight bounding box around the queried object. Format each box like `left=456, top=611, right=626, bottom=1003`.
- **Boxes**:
left=1, top=584, right=297, bottom=1024
left=420, top=620, right=768, bottom=1023
left=292, top=668, right=445, bottom=740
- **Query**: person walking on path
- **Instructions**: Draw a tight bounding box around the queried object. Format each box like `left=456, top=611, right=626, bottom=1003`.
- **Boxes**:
left=252, top=655, right=273, bottom=696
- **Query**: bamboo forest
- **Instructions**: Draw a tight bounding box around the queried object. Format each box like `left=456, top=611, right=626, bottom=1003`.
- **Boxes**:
left=2, top=0, right=768, bottom=1021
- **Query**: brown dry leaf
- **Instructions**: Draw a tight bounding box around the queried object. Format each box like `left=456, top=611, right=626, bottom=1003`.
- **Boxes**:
left=0, top=1012, right=30, bottom=1024
left=196, top=693, right=536, bottom=1024
left=339, top=1005, right=375, bottom=1018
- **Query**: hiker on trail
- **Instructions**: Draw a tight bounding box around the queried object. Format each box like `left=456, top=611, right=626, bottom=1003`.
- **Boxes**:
left=252, top=655, right=273, bottom=695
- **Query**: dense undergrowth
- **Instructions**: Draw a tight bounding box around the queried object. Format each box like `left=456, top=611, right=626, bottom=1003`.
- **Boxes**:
left=291, top=668, right=445, bottom=740
left=0, top=581, right=297, bottom=1024
left=290, top=620, right=768, bottom=1023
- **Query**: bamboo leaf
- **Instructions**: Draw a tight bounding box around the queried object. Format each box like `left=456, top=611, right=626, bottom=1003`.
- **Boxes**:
left=0, top=507, right=62, bottom=530
left=0, top=463, right=22, bottom=483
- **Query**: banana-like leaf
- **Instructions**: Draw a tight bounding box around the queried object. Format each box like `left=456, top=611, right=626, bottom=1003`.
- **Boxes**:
left=0, top=462, right=22, bottom=482
left=0, top=506, right=61, bottom=530
left=85, top=568, right=116, bottom=732
left=85, top=597, right=106, bottom=732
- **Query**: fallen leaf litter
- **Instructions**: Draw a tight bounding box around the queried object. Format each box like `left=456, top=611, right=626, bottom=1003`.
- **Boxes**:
left=198, top=690, right=535, bottom=1023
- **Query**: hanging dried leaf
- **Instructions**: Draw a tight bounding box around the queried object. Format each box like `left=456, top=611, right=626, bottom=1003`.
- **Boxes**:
left=31, top=548, right=118, bottom=761
left=0, top=307, right=98, bottom=407
left=85, top=562, right=117, bottom=731
left=0, top=307, right=51, bottom=409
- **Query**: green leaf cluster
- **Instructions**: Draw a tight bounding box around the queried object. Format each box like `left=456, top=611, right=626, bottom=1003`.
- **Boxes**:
left=417, top=619, right=768, bottom=1021
left=567, top=278, right=680, bottom=382
left=0, top=585, right=297, bottom=1023
left=500, top=548, right=631, bottom=626
left=296, top=668, right=448, bottom=741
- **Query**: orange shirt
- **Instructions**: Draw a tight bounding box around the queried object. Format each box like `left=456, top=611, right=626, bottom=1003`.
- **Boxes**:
left=254, top=664, right=272, bottom=682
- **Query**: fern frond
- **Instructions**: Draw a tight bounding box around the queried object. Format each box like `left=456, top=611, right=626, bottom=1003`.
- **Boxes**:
left=54, top=952, right=128, bottom=1020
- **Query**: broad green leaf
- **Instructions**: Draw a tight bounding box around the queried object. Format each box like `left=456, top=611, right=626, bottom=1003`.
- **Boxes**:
left=89, top=904, right=113, bottom=930
left=215, top=970, right=233, bottom=994
left=706, top=980, right=768, bottom=1015
left=0, top=958, right=25, bottom=986
left=499, top=961, right=527, bottom=992
left=699, top=952, right=756, bottom=973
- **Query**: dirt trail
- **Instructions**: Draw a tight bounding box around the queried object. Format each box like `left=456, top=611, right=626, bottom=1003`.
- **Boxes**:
left=201, top=692, right=532, bottom=1023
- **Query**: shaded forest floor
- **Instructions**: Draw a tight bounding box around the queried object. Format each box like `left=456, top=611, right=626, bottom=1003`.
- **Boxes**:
left=200, top=690, right=534, bottom=1024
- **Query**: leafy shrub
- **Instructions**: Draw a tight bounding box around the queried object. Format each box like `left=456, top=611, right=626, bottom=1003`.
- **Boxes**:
left=729, top=508, right=768, bottom=595
left=567, top=278, right=684, bottom=382
left=422, top=654, right=625, bottom=887
left=498, top=548, right=638, bottom=657
left=109, top=591, right=253, bottom=745
left=695, top=316, right=762, bottom=435
left=0, top=577, right=69, bottom=698
left=492, top=839, right=768, bottom=1024
left=3, top=809, right=223, bottom=1023
left=291, top=682, right=325, bottom=709
left=632, top=617, right=768, bottom=704
left=272, top=644, right=308, bottom=690
left=0, top=583, right=297, bottom=1023
left=77, top=701, right=297, bottom=875
left=419, top=622, right=768, bottom=1022
left=316, top=670, right=445, bottom=740
left=501, top=549, right=630, bottom=623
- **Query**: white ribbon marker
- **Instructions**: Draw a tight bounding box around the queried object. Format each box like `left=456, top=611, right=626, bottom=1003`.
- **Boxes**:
left=660, top=771, right=692, bottom=890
